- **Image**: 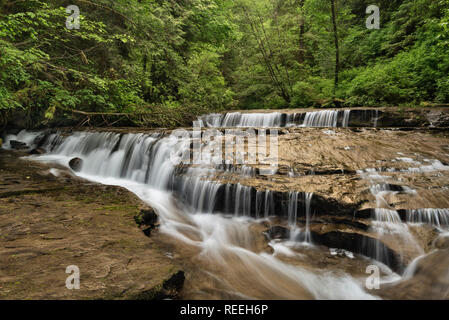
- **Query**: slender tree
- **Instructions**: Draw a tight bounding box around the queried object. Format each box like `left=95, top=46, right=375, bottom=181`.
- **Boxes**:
left=298, top=0, right=306, bottom=64
left=330, top=0, right=339, bottom=93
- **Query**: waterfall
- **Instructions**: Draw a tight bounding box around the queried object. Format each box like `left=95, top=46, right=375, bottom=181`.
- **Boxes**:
left=6, top=128, right=379, bottom=299
left=301, top=110, right=340, bottom=128
left=304, top=193, right=313, bottom=243
left=264, top=190, right=274, bottom=218
left=373, top=110, right=379, bottom=128
left=373, top=209, right=402, bottom=224
left=406, top=209, right=449, bottom=229
left=197, top=112, right=283, bottom=128
left=3, top=130, right=43, bottom=150
left=196, top=109, right=384, bottom=128
left=359, top=169, right=424, bottom=264
left=342, top=110, right=351, bottom=127
left=287, top=192, right=313, bottom=243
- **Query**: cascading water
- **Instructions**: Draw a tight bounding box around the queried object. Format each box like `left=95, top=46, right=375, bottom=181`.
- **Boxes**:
left=197, top=112, right=283, bottom=128
left=406, top=209, right=449, bottom=229
left=10, top=128, right=377, bottom=299
left=301, top=110, right=340, bottom=127
left=287, top=192, right=313, bottom=243
left=358, top=169, right=425, bottom=266
left=197, top=109, right=380, bottom=128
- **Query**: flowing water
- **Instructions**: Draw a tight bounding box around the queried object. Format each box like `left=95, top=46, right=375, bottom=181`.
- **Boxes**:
left=5, top=109, right=449, bottom=299
left=197, top=109, right=378, bottom=128
left=3, top=128, right=380, bottom=300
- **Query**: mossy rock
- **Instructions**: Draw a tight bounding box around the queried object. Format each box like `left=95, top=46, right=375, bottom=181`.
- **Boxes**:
left=134, top=206, right=158, bottom=226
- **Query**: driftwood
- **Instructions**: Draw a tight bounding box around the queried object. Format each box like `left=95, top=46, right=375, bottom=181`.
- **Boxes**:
left=65, top=108, right=186, bottom=128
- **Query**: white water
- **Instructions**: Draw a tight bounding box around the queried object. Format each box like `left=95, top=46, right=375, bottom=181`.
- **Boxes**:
left=12, top=129, right=378, bottom=299
left=359, top=169, right=425, bottom=262
left=301, top=110, right=340, bottom=128
left=197, top=112, right=284, bottom=128
left=3, top=130, right=42, bottom=150
left=288, top=192, right=313, bottom=243
left=197, top=109, right=378, bottom=128
left=406, top=209, right=449, bottom=229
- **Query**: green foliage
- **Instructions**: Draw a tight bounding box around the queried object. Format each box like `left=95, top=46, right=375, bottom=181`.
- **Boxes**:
left=340, top=1, right=449, bottom=106
left=1, top=0, right=448, bottom=129
left=179, top=45, right=234, bottom=111
left=0, top=0, right=237, bottom=127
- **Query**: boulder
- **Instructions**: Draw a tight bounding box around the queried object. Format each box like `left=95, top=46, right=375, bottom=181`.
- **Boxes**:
left=311, top=231, right=405, bottom=274
left=69, top=157, right=83, bottom=172
left=29, top=148, right=46, bottom=155
left=265, top=226, right=290, bottom=240
left=378, top=249, right=449, bottom=299
left=433, top=234, right=449, bottom=250
left=134, top=206, right=158, bottom=227
left=9, top=140, right=27, bottom=150
left=427, top=111, right=449, bottom=127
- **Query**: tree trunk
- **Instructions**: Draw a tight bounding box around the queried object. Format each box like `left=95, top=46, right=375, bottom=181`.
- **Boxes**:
left=298, top=0, right=306, bottom=64
left=330, top=0, right=339, bottom=93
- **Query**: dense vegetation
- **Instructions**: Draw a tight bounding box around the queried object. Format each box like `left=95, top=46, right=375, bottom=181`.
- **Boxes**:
left=0, top=0, right=448, bottom=128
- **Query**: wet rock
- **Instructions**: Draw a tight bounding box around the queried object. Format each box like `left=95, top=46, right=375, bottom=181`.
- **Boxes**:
left=433, top=234, right=449, bottom=250
left=325, top=217, right=370, bottom=231
left=134, top=206, right=158, bottom=227
left=10, top=140, right=27, bottom=149
left=427, top=111, right=449, bottom=127
left=33, top=130, right=56, bottom=149
left=265, top=226, right=290, bottom=240
left=29, top=148, right=46, bottom=155
left=163, top=270, right=185, bottom=293
left=142, top=227, right=153, bottom=237
left=0, top=149, right=183, bottom=300
left=353, top=209, right=373, bottom=219
left=378, top=249, right=449, bottom=300
left=134, top=270, right=185, bottom=300
left=311, top=231, right=405, bottom=273
left=69, top=157, right=83, bottom=172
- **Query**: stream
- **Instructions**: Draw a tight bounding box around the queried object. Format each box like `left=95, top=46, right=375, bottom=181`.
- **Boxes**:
left=3, top=109, right=449, bottom=299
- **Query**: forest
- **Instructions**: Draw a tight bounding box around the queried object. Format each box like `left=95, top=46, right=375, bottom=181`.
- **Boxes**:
left=0, top=0, right=448, bottom=128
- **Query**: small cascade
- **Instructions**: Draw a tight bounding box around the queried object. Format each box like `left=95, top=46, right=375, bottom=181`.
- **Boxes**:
left=373, top=209, right=403, bottom=224
left=287, top=192, right=313, bottom=243
left=197, top=112, right=283, bottom=128
left=342, top=110, right=351, bottom=127
left=301, top=110, right=340, bottom=128
left=287, top=192, right=299, bottom=226
left=3, top=130, right=43, bottom=150
left=196, top=109, right=384, bottom=128
left=359, top=169, right=424, bottom=263
left=373, top=110, right=379, bottom=128
left=406, top=209, right=449, bottom=229
left=304, top=193, right=313, bottom=243
left=264, top=190, right=275, bottom=219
